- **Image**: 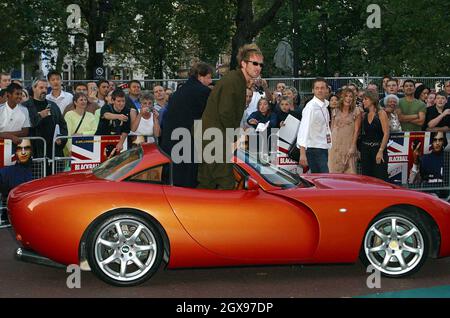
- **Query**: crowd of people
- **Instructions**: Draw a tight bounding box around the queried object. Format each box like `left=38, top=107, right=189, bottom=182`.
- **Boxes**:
left=1, top=45, right=450, bottom=197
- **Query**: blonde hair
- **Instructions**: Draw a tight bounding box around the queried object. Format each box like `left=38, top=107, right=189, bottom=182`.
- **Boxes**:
left=236, top=43, right=262, bottom=69
left=338, top=88, right=356, bottom=113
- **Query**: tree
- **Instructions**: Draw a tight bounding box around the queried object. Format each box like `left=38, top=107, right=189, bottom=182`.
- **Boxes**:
left=344, top=0, right=450, bottom=76
left=229, top=0, right=286, bottom=70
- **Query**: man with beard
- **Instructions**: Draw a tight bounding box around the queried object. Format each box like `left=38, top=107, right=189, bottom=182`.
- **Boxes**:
left=161, top=62, right=213, bottom=188
left=23, top=79, right=68, bottom=165
left=0, top=138, right=33, bottom=225
left=197, top=44, right=264, bottom=190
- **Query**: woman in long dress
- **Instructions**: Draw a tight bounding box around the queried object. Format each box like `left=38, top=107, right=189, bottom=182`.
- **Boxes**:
left=328, top=88, right=362, bottom=174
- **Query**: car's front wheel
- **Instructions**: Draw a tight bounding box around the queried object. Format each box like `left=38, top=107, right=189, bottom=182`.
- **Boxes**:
left=361, top=211, right=429, bottom=278
left=86, top=213, right=163, bottom=286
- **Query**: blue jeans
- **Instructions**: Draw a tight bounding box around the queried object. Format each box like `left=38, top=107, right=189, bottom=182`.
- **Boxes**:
left=306, top=148, right=329, bottom=173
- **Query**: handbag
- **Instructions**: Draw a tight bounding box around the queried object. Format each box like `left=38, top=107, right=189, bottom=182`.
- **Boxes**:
left=288, top=139, right=300, bottom=162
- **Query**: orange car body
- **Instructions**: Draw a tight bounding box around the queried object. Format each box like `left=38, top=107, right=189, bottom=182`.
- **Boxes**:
left=7, top=144, right=450, bottom=269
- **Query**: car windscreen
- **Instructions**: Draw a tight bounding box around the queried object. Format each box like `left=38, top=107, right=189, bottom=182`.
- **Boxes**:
left=93, top=146, right=143, bottom=181
left=236, top=150, right=305, bottom=188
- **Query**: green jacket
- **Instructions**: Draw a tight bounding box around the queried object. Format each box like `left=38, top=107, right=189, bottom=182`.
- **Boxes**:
left=201, top=69, right=247, bottom=134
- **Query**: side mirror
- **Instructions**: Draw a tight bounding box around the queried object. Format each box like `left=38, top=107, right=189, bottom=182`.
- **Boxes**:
left=245, top=177, right=260, bottom=191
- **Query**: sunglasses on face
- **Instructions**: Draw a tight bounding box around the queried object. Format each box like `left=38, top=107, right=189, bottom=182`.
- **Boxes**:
left=16, top=146, right=32, bottom=151
left=247, top=60, right=264, bottom=68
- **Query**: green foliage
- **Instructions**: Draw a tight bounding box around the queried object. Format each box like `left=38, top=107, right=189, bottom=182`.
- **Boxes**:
left=1, top=0, right=449, bottom=78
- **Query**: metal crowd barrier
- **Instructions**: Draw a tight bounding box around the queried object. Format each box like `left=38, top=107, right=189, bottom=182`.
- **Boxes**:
left=257, top=131, right=450, bottom=201
left=0, top=137, right=47, bottom=229
left=51, top=135, right=157, bottom=175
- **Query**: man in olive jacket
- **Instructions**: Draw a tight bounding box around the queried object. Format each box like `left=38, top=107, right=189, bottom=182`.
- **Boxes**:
left=198, top=44, right=264, bottom=190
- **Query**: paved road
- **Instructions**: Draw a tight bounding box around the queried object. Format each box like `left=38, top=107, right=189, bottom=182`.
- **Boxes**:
left=1, top=228, right=449, bottom=298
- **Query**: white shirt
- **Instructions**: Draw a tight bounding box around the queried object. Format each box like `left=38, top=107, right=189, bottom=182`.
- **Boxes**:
left=297, top=96, right=331, bottom=150
left=130, top=114, right=155, bottom=143
left=46, top=90, right=73, bottom=114
left=244, top=91, right=265, bottom=121
left=0, top=102, right=31, bottom=132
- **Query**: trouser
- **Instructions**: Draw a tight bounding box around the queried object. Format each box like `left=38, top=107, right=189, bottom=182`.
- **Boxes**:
left=360, top=145, right=388, bottom=181
left=306, top=148, right=329, bottom=173
left=197, top=162, right=235, bottom=190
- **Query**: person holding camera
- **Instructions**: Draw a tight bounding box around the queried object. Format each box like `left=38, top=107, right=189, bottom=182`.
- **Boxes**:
left=130, top=93, right=161, bottom=144
left=95, top=89, right=132, bottom=153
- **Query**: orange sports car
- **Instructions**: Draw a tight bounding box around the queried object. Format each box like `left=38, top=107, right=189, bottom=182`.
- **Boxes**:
left=7, top=144, right=450, bottom=286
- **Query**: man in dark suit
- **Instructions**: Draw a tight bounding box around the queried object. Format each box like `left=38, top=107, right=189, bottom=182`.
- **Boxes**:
left=160, top=62, right=213, bottom=188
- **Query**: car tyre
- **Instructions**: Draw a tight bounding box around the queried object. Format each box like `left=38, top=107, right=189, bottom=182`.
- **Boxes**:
left=86, top=213, right=163, bottom=287
left=360, top=210, right=429, bottom=278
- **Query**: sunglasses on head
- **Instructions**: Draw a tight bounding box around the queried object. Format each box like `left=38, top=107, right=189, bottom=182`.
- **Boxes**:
left=246, top=60, right=264, bottom=68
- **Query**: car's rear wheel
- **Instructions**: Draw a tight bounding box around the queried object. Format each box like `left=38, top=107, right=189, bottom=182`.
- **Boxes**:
left=86, top=213, right=163, bottom=286
left=361, top=211, right=429, bottom=278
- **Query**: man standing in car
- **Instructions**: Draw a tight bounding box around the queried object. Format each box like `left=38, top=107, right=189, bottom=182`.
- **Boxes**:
left=197, top=44, right=264, bottom=190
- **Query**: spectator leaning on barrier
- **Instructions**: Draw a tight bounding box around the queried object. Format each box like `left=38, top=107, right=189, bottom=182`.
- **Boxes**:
left=423, top=91, right=450, bottom=132
left=64, top=93, right=98, bottom=157
left=95, top=89, right=131, bottom=153
left=46, top=70, right=73, bottom=115
left=296, top=78, right=332, bottom=173
left=25, top=78, right=68, bottom=161
left=398, top=79, right=427, bottom=131
left=383, top=94, right=402, bottom=133
left=0, top=72, right=11, bottom=90
left=63, top=82, right=100, bottom=116
left=65, top=93, right=98, bottom=136
left=359, top=90, right=390, bottom=181
left=130, top=93, right=160, bottom=143
left=0, top=83, right=31, bottom=144
left=328, top=88, right=361, bottom=174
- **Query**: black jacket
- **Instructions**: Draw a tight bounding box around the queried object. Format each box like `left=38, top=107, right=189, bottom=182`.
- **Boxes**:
left=23, top=98, right=68, bottom=158
left=161, top=76, right=211, bottom=150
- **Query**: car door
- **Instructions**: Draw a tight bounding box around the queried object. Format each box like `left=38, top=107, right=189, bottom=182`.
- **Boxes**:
left=163, top=185, right=319, bottom=261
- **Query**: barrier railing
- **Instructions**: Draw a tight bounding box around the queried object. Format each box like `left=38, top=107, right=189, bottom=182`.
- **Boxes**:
left=51, top=135, right=157, bottom=175
left=0, top=137, right=47, bottom=229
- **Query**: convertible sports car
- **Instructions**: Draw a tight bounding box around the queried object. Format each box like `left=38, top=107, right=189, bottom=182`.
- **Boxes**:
left=7, top=143, right=450, bottom=286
